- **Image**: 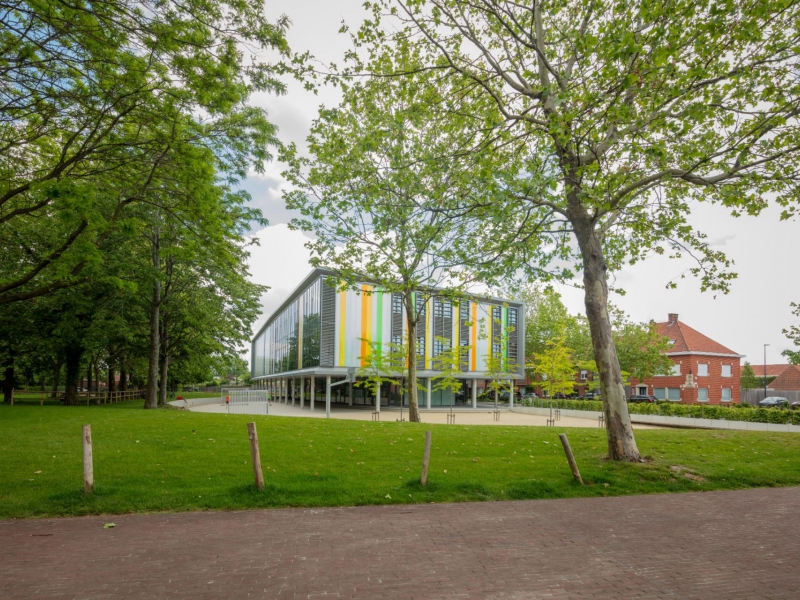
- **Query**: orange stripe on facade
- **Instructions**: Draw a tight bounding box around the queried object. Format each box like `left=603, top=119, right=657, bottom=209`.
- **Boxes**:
left=360, top=284, right=373, bottom=366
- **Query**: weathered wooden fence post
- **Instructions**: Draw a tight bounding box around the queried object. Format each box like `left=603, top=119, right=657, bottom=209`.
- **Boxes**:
left=83, top=425, right=94, bottom=494
left=558, top=433, right=583, bottom=485
left=247, top=422, right=265, bottom=491
left=420, top=431, right=432, bottom=486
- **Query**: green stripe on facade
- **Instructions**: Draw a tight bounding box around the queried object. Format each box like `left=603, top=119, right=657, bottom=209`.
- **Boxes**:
left=375, top=290, right=383, bottom=352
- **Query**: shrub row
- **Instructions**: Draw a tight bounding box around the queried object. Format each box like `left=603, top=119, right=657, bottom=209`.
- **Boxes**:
left=519, top=398, right=800, bottom=425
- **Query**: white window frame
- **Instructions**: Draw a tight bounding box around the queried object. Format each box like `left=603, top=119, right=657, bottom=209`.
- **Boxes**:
left=697, top=387, right=709, bottom=402
left=697, top=363, right=709, bottom=377
left=654, top=387, right=666, bottom=400
left=667, top=388, right=681, bottom=401
left=670, top=364, right=681, bottom=376
left=580, top=370, right=587, bottom=381
left=721, top=388, right=732, bottom=402
left=721, top=364, right=732, bottom=378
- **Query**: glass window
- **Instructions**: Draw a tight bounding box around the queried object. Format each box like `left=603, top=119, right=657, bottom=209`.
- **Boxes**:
left=722, top=364, right=732, bottom=377
left=580, top=370, right=587, bottom=380
left=668, top=388, right=681, bottom=401
left=670, top=364, right=681, bottom=376
left=697, top=363, right=708, bottom=377
left=698, top=388, right=709, bottom=402
left=654, top=387, right=666, bottom=400
left=722, top=388, right=732, bottom=401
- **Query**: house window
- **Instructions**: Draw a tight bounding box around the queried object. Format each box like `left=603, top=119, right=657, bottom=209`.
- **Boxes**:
left=721, top=364, right=732, bottom=377
left=670, top=364, right=681, bottom=376
left=654, top=387, right=666, bottom=400
left=638, top=386, right=647, bottom=395
left=580, top=370, right=587, bottom=381
left=667, top=388, right=681, bottom=401
left=721, top=388, right=732, bottom=402
left=697, top=363, right=708, bottom=377
left=698, top=388, right=709, bottom=402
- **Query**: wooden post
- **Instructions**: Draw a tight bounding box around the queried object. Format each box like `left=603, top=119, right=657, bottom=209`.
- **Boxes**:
left=558, top=433, right=583, bottom=485
left=420, top=430, right=432, bottom=486
left=83, top=425, right=94, bottom=494
left=247, top=422, right=265, bottom=491
left=40, top=391, right=44, bottom=407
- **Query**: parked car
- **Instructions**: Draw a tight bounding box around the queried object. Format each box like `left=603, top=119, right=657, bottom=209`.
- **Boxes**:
left=521, top=392, right=539, bottom=400
left=628, top=394, right=657, bottom=403
left=759, top=396, right=790, bottom=409
left=577, top=394, right=601, bottom=401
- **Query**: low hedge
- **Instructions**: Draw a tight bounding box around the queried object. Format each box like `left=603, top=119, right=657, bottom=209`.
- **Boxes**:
left=519, top=398, right=800, bottom=425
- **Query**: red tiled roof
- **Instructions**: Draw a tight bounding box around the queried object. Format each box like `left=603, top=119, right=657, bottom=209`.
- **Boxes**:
left=768, top=365, right=800, bottom=391
left=751, top=364, right=793, bottom=378
left=654, top=315, right=739, bottom=355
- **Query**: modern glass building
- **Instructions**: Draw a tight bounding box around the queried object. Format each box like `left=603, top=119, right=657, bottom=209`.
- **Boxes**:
left=250, top=268, right=525, bottom=414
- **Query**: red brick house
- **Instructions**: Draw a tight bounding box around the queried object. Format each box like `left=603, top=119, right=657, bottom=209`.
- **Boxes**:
left=630, top=313, right=743, bottom=404
left=754, top=364, right=800, bottom=391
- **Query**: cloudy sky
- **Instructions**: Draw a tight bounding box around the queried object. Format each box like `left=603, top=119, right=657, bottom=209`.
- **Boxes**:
left=243, top=0, right=800, bottom=366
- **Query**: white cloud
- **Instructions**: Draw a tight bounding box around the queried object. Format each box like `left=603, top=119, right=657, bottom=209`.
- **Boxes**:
left=247, top=224, right=314, bottom=336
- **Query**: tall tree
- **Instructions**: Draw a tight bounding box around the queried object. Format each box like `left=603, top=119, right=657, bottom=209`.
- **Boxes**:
left=283, top=42, right=505, bottom=422
left=783, top=303, right=800, bottom=365
left=356, top=0, right=800, bottom=459
left=0, top=0, right=287, bottom=304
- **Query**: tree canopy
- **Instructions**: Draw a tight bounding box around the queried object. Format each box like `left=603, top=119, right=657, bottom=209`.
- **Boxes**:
left=337, top=0, right=800, bottom=460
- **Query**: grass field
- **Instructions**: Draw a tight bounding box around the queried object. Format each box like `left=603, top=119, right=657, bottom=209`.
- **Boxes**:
left=2, top=401, right=800, bottom=519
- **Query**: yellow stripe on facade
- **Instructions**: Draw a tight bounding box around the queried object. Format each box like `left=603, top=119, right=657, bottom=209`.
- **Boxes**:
left=425, top=297, right=432, bottom=370
left=338, top=289, right=347, bottom=366
left=471, top=302, right=478, bottom=371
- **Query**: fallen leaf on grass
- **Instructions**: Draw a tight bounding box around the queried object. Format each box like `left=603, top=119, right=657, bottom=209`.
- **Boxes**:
left=103, top=523, right=115, bottom=529
left=385, top=494, right=391, bottom=499
left=33, top=471, right=41, bottom=474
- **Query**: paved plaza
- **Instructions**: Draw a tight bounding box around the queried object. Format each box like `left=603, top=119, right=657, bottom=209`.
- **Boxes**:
left=2, top=487, right=799, bottom=599
left=184, top=398, right=660, bottom=429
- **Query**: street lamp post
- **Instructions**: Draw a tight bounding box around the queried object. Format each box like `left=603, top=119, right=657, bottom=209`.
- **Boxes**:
left=763, top=344, right=770, bottom=403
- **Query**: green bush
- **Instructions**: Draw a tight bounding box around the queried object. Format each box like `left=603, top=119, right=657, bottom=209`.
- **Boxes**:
left=519, top=397, right=800, bottom=425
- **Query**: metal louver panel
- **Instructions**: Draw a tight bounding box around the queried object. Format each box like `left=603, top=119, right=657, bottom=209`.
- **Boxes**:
left=415, top=294, right=426, bottom=370
left=391, top=293, right=404, bottom=344
left=320, top=279, right=336, bottom=367
left=508, top=307, right=519, bottom=367
left=459, top=302, right=471, bottom=371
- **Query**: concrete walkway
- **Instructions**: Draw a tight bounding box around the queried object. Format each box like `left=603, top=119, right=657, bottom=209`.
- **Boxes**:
left=2, top=487, right=799, bottom=599
left=182, top=399, right=660, bottom=428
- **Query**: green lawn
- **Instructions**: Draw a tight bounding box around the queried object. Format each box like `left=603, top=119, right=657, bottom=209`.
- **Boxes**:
left=2, top=401, right=800, bottom=519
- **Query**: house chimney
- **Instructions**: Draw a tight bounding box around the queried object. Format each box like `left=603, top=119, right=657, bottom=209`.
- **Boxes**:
left=668, top=313, right=679, bottom=325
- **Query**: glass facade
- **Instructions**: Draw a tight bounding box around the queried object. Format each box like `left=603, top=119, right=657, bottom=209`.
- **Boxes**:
left=251, top=271, right=524, bottom=381
left=301, top=279, right=321, bottom=369
left=252, top=277, right=321, bottom=377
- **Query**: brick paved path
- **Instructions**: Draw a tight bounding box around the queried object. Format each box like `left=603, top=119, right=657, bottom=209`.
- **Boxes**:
left=2, top=487, right=799, bottom=599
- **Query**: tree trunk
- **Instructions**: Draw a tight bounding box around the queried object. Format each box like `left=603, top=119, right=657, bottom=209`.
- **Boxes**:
left=51, top=356, right=63, bottom=399
left=119, top=359, right=127, bottom=392
left=158, top=336, right=169, bottom=407
left=571, top=209, right=641, bottom=461
left=403, top=294, right=421, bottom=422
left=64, top=343, right=83, bottom=406
left=145, top=226, right=161, bottom=409
left=107, top=355, right=116, bottom=393
left=87, top=364, right=92, bottom=393
left=2, top=360, right=13, bottom=404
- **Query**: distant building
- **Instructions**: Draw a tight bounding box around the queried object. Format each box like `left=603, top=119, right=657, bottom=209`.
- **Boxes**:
left=250, top=268, right=525, bottom=411
left=630, top=313, right=743, bottom=404
left=754, top=364, right=800, bottom=392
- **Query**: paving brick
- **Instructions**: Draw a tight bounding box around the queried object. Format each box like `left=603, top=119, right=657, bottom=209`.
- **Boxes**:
left=2, top=488, right=800, bottom=598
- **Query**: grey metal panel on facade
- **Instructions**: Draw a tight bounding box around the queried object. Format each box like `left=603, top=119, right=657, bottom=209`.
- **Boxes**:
left=320, top=279, right=336, bottom=367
